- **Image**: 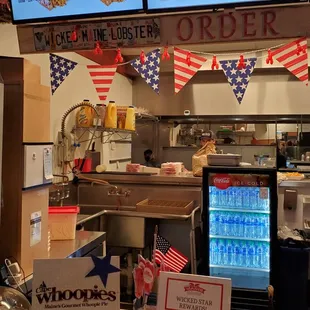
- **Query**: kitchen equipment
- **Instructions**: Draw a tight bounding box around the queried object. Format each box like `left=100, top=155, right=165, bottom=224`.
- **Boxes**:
left=85, top=142, right=100, bottom=170
left=202, top=166, right=277, bottom=308
left=105, top=101, right=117, bottom=128
left=254, top=154, right=270, bottom=166
left=0, top=286, right=31, bottom=309
left=207, top=153, right=241, bottom=166
left=136, top=199, right=194, bottom=215
left=48, top=206, right=80, bottom=240
left=74, top=158, right=92, bottom=172
left=125, top=106, right=136, bottom=131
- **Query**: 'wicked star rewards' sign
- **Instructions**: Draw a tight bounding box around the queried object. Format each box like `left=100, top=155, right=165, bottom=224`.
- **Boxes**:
left=157, top=272, right=232, bottom=310
left=32, top=255, right=120, bottom=310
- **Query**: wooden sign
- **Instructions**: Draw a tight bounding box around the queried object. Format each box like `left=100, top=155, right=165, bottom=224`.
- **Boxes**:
left=32, top=256, right=120, bottom=310
left=157, top=272, right=232, bottom=310
left=160, top=5, right=310, bottom=45
left=18, top=18, right=160, bottom=54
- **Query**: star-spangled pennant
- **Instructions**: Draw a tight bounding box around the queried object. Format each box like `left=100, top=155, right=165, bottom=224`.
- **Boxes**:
left=49, top=54, right=77, bottom=95
left=85, top=254, right=120, bottom=287
left=272, top=37, right=308, bottom=85
left=130, top=48, right=160, bottom=94
left=220, top=58, right=257, bottom=104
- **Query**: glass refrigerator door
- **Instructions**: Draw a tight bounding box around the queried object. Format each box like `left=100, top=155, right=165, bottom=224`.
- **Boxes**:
left=208, top=173, right=270, bottom=290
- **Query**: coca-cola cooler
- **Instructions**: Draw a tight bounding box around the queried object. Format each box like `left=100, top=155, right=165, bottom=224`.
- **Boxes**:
left=201, top=166, right=278, bottom=309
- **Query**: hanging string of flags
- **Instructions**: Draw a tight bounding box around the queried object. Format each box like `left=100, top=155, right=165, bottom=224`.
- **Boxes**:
left=49, top=37, right=308, bottom=105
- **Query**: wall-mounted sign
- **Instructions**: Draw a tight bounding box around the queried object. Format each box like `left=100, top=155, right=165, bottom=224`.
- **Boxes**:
left=17, top=5, right=310, bottom=54
left=160, top=7, right=305, bottom=45
left=32, top=255, right=120, bottom=310
left=18, top=18, right=160, bottom=53
left=157, top=272, right=232, bottom=310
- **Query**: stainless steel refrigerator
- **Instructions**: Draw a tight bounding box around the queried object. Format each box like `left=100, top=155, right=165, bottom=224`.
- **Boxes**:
left=202, top=166, right=278, bottom=309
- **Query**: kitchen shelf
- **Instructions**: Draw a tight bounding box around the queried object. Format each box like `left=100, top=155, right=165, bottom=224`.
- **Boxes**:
left=210, top=235, right=270, bottom=242
left=209, top=207, right=270, bottom=214
left=74, top=127, right=135, bottom=134
left=210, top=264, right=270, bottom=273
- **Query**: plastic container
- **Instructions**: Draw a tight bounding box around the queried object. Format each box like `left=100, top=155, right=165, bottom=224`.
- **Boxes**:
left=48, top=206, right=80, bottom=240
left=207, top=154, right=241, bottom=166
left=74, top=158, right=92, bottom=172
left=117, top=106, right=127, bottom=129
left=105, top=101, right=117, bottom=128
left=125, top=106, right=136, bottom=131
left=76, top=100, right=94, bottom=128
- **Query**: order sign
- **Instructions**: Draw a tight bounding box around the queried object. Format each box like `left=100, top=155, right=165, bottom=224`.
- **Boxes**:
left=157, top=272, right=231, bottom=310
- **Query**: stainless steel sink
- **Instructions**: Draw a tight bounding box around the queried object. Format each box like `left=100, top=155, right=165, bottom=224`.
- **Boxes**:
left=79, top=205, right=157, bottom=249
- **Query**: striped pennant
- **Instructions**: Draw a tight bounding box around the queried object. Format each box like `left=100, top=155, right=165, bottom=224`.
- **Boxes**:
left=87, top=65, right=117, bottom=102
left=272, top=37, right=308, bottom=85
left=174, top=47, right=207, bottom=94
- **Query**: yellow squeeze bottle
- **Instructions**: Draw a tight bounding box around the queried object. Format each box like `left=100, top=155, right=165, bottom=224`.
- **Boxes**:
left=125, top=106, right=135, bottom=131
left=105, top=101, right=117, bottom=128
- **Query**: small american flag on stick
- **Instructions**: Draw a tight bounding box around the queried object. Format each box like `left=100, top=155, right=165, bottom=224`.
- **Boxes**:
left=154, top=235, right=188, bottom=273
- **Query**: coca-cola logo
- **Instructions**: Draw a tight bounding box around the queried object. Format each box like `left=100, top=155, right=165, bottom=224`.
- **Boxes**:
left=213, top=174, right=232, bottom=190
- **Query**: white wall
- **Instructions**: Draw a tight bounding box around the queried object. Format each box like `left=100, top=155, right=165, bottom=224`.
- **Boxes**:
left=133, top=69, right=310, bottom=116
left=0, top=24, right=133, bottom=175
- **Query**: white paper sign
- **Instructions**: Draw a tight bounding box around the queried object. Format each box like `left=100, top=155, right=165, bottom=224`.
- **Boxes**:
left=30, top=211, right=41, bottom=247
left=32, top=256, right=120, bottom=310
left=43, top=147, right=53, bottom=180
left=157, top=272, right=231, bottom=310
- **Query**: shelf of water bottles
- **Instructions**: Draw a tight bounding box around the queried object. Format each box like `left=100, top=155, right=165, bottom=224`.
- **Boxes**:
left=209, top=186, right=270, bottom=212
left=209, top=211, right=270, bottom=240
left=210, top=239, right=270, bottom=271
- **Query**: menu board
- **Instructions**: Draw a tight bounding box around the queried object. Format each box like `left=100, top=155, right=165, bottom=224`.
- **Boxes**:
left=11, top=0, right=144, bottom=24
left=147, top=0, right=279, bottom=11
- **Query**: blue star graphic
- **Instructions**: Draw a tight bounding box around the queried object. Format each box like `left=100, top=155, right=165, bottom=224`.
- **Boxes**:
left=85, top=254, right=120, bottom=287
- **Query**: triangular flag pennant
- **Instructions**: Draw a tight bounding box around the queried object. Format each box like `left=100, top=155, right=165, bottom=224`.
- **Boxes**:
left=174, top=47, right=207, bottom=94
left=87, top=65, right=117, bottom=103
left=130, top=48, right=160, bottom=94
left=220, top=58, right=257, bottom=104
left=272, top=37, right=308, bottom=85
left=50, top=54, right=77, bottom=95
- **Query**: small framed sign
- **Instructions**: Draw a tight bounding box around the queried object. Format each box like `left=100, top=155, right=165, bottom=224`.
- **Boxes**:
left=32, top=255, right=120, bottom=310
left=157, top=272, right=232, bottom=310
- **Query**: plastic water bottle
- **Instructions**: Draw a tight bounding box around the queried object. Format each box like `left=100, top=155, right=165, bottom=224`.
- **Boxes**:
left=209, top=187, right=215, bottom=207
left=225, top=240, right=233, bottom=266
left=250, top=214, right=259, bottom=238
left=262, top=243, right=270, bottom=269
left=218, top=239, right=226, bottom=265
left=242, top=187, right=250, bottom=208
left=247, top=242, right=255, bottom=268
left=219, top=212, right=227, bottom=236
left=244, top=215, right=251, bottom=238
left=257, top=215, right=264, bottom=239
left=262, top=216, right=270, bottom=239
left=227, top=188, right=233, bottom=209
left=226, top=213, right=234, bottom=236
left=233, top=212, right=241, bottom=237
left=210, top=239, right=218, bottom=265
left=210, top=212, right=217, bottom=235
left=219, top=189, right=227, bottom=206
left=255, top=242, right=263, bottom=268
left=251, top=188, right=259, bottom=210
left=232, top=240, right=241, bottom=266
left=240, top=241, right=247, bottom=267
left=240, top=213, right=245, bottom=237
left=235, top=188, right=242, bottom=209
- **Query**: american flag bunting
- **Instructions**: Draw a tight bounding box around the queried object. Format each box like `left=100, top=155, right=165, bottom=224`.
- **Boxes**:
left=174, top=47, right=207, bottom=94
left=272, top=37, right=308, bottom=85
left=87, top=65, right=117, bottom=103
left=50, top=54, right=77, bottom=95
left=130, top=48, right=160, bottom=94
left=155, top=235, right=188, bottom=273
left=220, top=58, right=257, bottom=104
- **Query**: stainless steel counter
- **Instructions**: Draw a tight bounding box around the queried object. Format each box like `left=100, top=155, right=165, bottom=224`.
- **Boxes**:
left=279, top=179, right=310, bottom=188
left=81, top=173, right=202, bottom=186
left=23, top=231, right=106, bottom=293
left=77, top=208, right=199, bottom=221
